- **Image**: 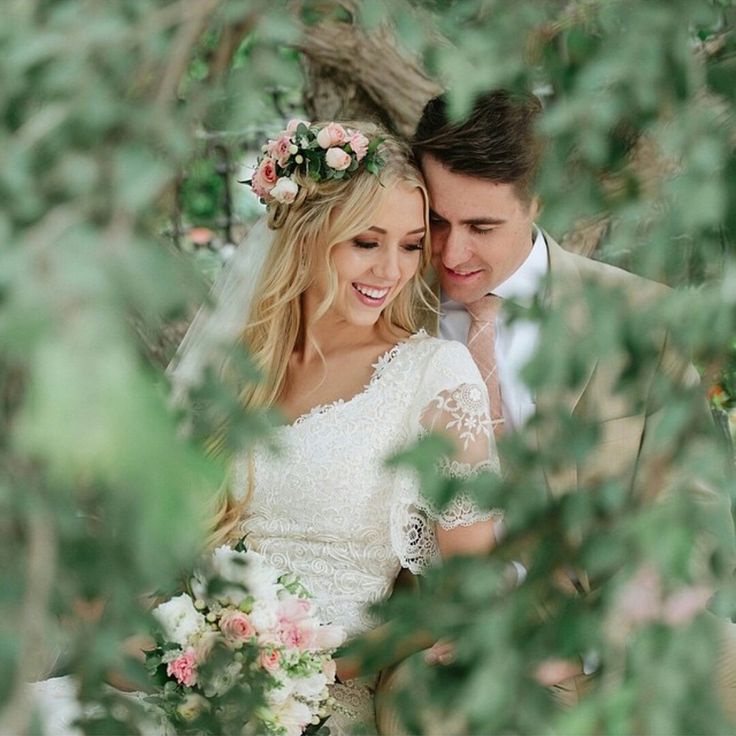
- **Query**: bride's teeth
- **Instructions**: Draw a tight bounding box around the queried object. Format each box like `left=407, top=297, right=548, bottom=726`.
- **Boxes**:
left=355, top=284, right=388, bottom=299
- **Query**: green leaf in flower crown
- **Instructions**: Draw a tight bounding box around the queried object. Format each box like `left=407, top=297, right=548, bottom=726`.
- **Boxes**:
left=366, top=136, right=384, bottom=154
left=347, top=157, right=359, bottom=172
left=296, top=122, right=310, bottom=139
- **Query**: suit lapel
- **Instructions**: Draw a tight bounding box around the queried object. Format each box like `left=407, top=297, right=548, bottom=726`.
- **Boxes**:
left=537, top=232, right=599, bottom=497
left=540, top=232, right=599, bottom=418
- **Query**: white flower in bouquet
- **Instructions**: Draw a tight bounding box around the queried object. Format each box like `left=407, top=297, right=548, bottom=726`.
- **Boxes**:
left=204, top=660, right=243, bottom=698
left=314, top=622, right=346, bottom=650
left=176, top=693, right=209, bottom=722
left=272, top=698, right=314, bottom=736
left=291, top=672, right=328, bottom=700
left=211, top=546, right=279, bottom=605
left=250, top=598, right=281, bottom=634
left=266, top=675, right=295, bottom=707
left=152, top=593, right=207, bottom=647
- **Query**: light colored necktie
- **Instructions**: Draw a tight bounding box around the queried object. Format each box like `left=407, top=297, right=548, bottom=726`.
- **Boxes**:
left=467, top=294, right=505, bottom=436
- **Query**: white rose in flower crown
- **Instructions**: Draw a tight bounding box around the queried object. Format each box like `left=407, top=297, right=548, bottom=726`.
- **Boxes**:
left=152, top=594, right=207, bottom=648
left=325, top=147, right=351, bottom=171
left=271, top=177, right=299, bottom=204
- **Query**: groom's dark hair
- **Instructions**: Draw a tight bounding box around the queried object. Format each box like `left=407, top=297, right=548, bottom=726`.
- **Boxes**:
left=413, top=88, right=543, bottom=201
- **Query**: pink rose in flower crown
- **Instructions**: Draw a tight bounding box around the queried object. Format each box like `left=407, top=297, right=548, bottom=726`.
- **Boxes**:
left=286, top=118, right=311, bottom=135
left=251, top=157, right=278, bottom=198
left=267, top=133, right=295, bottom=167
left=220, top=609, right=255, bottom=645
left=259, top=647, right=282, bottom=672
left=325, top=147, right=351, bottom=171
left=167, top=648, right=198, bottom=687
left=317, top=122, right=347, bottom=149
left=348, top=131, right=370, bottom=161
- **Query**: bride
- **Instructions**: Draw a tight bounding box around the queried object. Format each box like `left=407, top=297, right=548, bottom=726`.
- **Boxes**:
left=30, top=120, right=500, bottom=735
left=204, top=120, right=501, bottom=734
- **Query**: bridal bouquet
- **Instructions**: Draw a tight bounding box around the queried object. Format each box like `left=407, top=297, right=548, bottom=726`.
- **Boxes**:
left=146, top=542, right=346, bottom=736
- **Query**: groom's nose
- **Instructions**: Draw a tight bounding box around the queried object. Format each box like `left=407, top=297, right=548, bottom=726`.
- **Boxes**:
left=439, top=227, right=471, bottom=269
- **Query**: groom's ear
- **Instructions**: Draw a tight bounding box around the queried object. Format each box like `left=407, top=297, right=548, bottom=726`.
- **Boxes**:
left=529, top=195, right=541, bottom=220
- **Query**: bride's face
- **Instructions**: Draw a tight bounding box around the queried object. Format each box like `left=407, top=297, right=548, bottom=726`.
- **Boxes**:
left=314, top=182, right=426, bottom=328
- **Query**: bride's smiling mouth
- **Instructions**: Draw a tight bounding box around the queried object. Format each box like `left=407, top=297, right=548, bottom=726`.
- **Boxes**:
left=352, top=282, right=392, bottom=307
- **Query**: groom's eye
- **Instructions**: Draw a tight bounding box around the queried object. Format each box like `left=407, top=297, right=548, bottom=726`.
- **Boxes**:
left=470, top=225, right=495, bottom=234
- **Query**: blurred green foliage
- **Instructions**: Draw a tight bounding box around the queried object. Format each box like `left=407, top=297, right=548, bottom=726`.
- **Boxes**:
left=2, top=1, right=736, bottom=735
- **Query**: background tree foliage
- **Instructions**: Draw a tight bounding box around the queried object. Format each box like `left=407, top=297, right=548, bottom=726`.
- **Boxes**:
left=1, top=1, right=735, bottom=734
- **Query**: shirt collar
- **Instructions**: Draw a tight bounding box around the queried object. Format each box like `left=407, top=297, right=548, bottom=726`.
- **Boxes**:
left=441, top=226, right=549, bottom=311
left=492, top=226, right=549, bottom=307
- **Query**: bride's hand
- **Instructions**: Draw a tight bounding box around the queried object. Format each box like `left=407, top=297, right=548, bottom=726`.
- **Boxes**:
left=334, top=655, right=362, bottom=683
left=105, top=634, right=156, bottom=692
left=424, top=639, right=455, bottom=666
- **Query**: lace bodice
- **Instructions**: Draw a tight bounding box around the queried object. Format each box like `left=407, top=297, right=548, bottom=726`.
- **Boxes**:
left=233, top=332, right=501, bottom=639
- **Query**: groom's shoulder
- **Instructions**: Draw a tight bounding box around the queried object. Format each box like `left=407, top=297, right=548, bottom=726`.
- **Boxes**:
left=552, top=239, right=670, bottom=304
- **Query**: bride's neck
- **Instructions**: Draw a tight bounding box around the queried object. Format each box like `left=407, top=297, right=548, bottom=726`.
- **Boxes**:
left=298, top=317, right=383, bottom=364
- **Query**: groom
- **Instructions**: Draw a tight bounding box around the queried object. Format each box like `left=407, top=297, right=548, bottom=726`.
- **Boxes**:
left=375, top=89, right=736, bottom=732
left=414, top=88, right=704, bottom=498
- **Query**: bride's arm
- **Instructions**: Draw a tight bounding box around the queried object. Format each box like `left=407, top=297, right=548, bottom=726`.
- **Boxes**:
left=436, top=518, right=496, bottom=557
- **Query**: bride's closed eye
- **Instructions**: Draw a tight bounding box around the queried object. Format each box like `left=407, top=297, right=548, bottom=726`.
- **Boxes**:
left=352, top=240, right=423, bottom=252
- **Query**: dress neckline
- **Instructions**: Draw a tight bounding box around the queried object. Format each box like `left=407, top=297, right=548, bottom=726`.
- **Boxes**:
left=285, top=330, right=427, bottom=429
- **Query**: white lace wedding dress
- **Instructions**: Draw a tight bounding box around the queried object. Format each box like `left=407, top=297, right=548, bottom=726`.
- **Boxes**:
left=27, top=331, right=500, bottom=736
left=235, top=331, right=500, bottom=734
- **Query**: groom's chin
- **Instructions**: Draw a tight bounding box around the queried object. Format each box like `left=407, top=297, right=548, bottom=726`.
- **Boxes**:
left=439, top=274, right=489, bottom=305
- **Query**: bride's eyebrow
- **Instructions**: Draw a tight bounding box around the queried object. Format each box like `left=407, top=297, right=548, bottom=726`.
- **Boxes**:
left=366, top=226, right=426, bottom=235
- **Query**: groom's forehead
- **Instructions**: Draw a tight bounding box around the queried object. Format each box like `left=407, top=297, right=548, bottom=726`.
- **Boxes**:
left=427, top=181, right=523, bottom=221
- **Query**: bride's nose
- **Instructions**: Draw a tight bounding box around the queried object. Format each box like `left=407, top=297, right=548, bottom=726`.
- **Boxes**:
left=372, top=245, right=401, bottom=282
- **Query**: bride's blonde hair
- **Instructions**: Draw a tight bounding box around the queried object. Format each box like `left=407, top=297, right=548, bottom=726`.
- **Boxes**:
left=208, top=123, right=434, bottom=547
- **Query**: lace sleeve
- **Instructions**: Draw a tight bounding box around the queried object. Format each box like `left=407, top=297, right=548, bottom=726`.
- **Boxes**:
left=389, top=340, right=502, bottom=573
left=416, top=380, right=502, bottom=529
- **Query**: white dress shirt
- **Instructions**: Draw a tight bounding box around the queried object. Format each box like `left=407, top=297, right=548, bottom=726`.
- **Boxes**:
left=439, top=228, right=549, bottom=430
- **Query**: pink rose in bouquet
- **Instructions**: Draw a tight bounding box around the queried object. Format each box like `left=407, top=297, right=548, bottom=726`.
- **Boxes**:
left=166, top=648, right=198, bottom=687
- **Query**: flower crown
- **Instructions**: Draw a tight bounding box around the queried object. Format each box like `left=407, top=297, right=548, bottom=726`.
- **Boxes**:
left=246, top=120, right=386, bottom=206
